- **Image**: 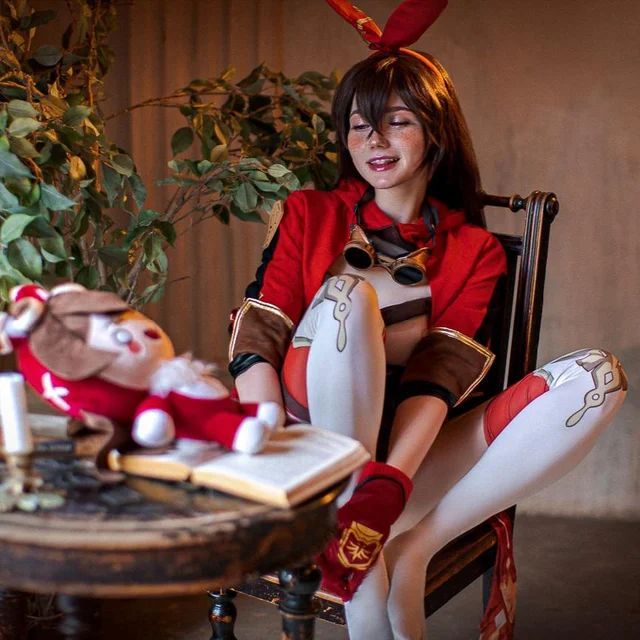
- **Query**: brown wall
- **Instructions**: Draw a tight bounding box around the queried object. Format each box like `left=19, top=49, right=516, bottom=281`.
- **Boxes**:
left=101, top=1, right=638, bottom=517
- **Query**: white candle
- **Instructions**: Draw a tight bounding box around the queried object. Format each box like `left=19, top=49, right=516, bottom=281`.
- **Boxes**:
left=0, top=373, right=33, bottom=455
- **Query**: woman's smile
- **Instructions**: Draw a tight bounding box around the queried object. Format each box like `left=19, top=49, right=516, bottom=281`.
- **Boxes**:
left=367, top=155, right=400, bottom=171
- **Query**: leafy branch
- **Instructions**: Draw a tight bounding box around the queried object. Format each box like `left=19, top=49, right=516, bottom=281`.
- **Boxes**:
left=0, top=0, right=338, bottom=307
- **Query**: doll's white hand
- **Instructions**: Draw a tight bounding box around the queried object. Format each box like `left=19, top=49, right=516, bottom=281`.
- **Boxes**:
left=3, top=298, right=45, bottom=338
left=132, top=409, right=175, bottom=448
left=232, top=417, right=270, bottom=454
left=256, top=402, right=285, bottom=431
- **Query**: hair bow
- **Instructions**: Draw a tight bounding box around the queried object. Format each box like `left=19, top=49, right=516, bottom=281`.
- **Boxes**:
left=326, top=0, right=447, bottom=70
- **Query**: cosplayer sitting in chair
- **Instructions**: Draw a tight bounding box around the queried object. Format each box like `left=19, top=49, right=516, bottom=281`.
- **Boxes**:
left=227, top=2, right=628, bottom=638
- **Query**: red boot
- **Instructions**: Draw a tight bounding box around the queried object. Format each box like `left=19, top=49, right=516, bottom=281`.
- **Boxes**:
left=317, top=461, right=413, bottom=601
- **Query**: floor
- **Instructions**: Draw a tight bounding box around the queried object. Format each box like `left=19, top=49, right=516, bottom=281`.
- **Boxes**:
left=88, top=514, right=639, bottom=639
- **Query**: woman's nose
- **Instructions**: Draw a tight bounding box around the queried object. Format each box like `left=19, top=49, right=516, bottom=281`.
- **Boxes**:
left=367, top=129, right=388, bottom=147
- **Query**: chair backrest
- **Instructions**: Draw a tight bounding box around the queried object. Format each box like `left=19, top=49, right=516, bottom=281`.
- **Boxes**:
left=481, top=191, right=559, bottom=394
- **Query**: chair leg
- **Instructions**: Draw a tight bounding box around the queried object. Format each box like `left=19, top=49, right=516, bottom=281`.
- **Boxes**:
left=0, top=589, right=27, bottom=640
left=208, top=589, right=238, bottom=640
left=278, top=565, right=321, bottom=640
left=56, top=595, right=101, bottom=640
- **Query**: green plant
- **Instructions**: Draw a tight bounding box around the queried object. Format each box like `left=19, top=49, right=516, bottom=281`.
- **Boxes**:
left=0, top=0, right=338, bottom=306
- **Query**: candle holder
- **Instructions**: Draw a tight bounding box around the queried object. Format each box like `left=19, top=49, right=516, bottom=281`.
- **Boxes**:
left=0, top=372, right=65, bottom=512
left=4, top=451, right=41, bottom=494
left=0, top=451, right=64, bottom=513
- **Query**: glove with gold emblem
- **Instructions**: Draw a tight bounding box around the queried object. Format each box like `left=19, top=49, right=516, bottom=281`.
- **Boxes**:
left=317, top=460, right=413, bottom=600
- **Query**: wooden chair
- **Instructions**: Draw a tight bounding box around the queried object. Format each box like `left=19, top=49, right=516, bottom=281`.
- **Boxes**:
left=235, top=189, right=559, bottom=636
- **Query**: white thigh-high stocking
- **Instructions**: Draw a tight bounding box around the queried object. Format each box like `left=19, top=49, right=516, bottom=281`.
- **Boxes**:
left=385, top=349, right=627, bottom=640
left=301, top=275, right=386, bottom=460
left=344, top=555, right=394, bottom=640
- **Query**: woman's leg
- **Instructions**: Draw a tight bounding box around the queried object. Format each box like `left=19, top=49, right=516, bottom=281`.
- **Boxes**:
left=344, top=553, right=395, bottom=640
left=284, top=274, right=387, bottom=459
left=292, top=276, right=400, bottom=634
left=284, top=276, right=417, bottom=635
left=345, top=399, right=491, bottom=638
left=384, top=348, right=627, bottom=640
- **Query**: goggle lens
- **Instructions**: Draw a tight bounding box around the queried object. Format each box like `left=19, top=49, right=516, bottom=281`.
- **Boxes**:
left=392, top=264, right=425, bottom=285
left=344, top=244, right=375, bottom=270
left=343, top=225, right=429, bottom=286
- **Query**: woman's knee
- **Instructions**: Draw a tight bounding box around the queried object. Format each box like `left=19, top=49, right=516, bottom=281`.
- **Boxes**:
left=484, top=348, right=627, bottom=445
left=538, top=348, right=627, bottom=397
left=534, top=348, right=627, bottom=434
left=326, top=274, right=379, bottom=309
left=317, top=274, right=382, bottom=330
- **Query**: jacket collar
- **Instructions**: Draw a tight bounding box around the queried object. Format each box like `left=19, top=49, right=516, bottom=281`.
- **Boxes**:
left=334, top=178, right=468, bottom=237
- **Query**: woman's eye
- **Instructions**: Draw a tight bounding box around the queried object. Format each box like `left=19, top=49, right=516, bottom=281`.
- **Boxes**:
left=350, top=123, right=371, bottom=132
left=389, top=120, right=411, bottom=127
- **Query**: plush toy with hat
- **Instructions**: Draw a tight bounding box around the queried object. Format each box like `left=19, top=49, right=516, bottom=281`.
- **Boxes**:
left=0, top=283, right=284, bottom=463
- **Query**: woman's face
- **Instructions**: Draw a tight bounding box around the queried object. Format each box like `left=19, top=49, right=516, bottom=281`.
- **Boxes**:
left=347, top=92, right=428, bottom=194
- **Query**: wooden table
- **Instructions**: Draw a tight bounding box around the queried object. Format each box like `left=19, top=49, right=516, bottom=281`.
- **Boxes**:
left=0, top=456, right=339, bottom=639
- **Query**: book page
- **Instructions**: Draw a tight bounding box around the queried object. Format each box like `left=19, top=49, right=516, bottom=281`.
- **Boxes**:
left=193, top=426, right=361, bottom=491
left=191, top=425, right=369, bottom=505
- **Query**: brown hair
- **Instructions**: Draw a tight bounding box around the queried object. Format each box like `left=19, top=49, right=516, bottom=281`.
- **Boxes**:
left=331, top=51, right=484, bottom=225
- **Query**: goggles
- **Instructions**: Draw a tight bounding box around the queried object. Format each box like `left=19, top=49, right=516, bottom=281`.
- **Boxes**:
left=343, top=223, right=430, bottom=286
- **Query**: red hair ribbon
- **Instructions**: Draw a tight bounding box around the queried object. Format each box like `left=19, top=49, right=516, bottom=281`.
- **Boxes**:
left=326, top=0, right=447, bottom=72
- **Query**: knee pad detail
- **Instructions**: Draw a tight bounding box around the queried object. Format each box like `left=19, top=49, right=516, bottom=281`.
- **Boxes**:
left=483, top=372, right=549, bottom=444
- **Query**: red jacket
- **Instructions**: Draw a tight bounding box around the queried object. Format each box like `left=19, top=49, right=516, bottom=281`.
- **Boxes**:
left=231, top=179, right=506, bottom=406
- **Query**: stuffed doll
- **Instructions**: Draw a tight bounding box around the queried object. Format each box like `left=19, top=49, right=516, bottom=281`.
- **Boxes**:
left=0, top=283, right=284, bottom=456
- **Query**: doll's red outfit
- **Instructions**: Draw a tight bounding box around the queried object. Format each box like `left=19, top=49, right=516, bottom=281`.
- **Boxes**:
left=11, top=336, right=147, bottom=422
left=133, top=393, right=260, bottom=447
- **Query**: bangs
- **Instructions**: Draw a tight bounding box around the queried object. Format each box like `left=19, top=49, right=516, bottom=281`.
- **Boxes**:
left=351, top=57, right=402, bottom=132
left=341, top=53, right=440, bottom=142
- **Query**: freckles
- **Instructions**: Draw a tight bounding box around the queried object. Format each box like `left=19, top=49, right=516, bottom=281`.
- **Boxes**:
left=399, top=128, right=426, bottom=148
left=347, top=133, right=362, bottom=151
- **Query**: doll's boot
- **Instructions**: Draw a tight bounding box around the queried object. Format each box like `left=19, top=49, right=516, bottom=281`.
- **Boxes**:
left=317, top=461, right=412, bottom=601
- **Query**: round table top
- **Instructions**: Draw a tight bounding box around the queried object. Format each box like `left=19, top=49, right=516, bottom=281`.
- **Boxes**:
left=0, top=458, right=339, bottom=597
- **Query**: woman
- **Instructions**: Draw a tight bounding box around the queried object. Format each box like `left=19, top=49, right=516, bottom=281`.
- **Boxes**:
left=228, top=2, right=627, bottom=638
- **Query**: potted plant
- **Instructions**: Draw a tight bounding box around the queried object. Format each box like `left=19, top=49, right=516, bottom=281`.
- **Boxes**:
left=0, top=0, right=338, bottom=307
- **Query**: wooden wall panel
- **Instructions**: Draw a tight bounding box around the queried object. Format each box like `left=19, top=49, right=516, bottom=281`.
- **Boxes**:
left=103, top=0, right=638, bottom=518
left=186, top=0, right=233, bottom=362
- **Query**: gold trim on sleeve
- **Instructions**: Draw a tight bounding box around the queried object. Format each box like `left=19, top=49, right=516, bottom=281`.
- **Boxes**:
left=228, top=298, right=294, bottom=362
left=263, top=200, right=285, bottom=249
left=430, top=327, right=496, bottom=406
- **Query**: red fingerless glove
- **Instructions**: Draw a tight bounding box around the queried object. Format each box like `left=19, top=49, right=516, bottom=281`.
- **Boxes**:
left=317, top=461, right=413, bottom=601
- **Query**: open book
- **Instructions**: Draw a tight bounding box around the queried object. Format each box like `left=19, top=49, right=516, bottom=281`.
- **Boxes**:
left=108, top=425, right=370, bottom=508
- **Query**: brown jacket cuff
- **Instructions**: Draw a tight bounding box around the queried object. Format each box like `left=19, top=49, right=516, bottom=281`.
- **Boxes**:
left=400, top=327, right=495, bottom=407
left=228, top=298, right=294, bottom=371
